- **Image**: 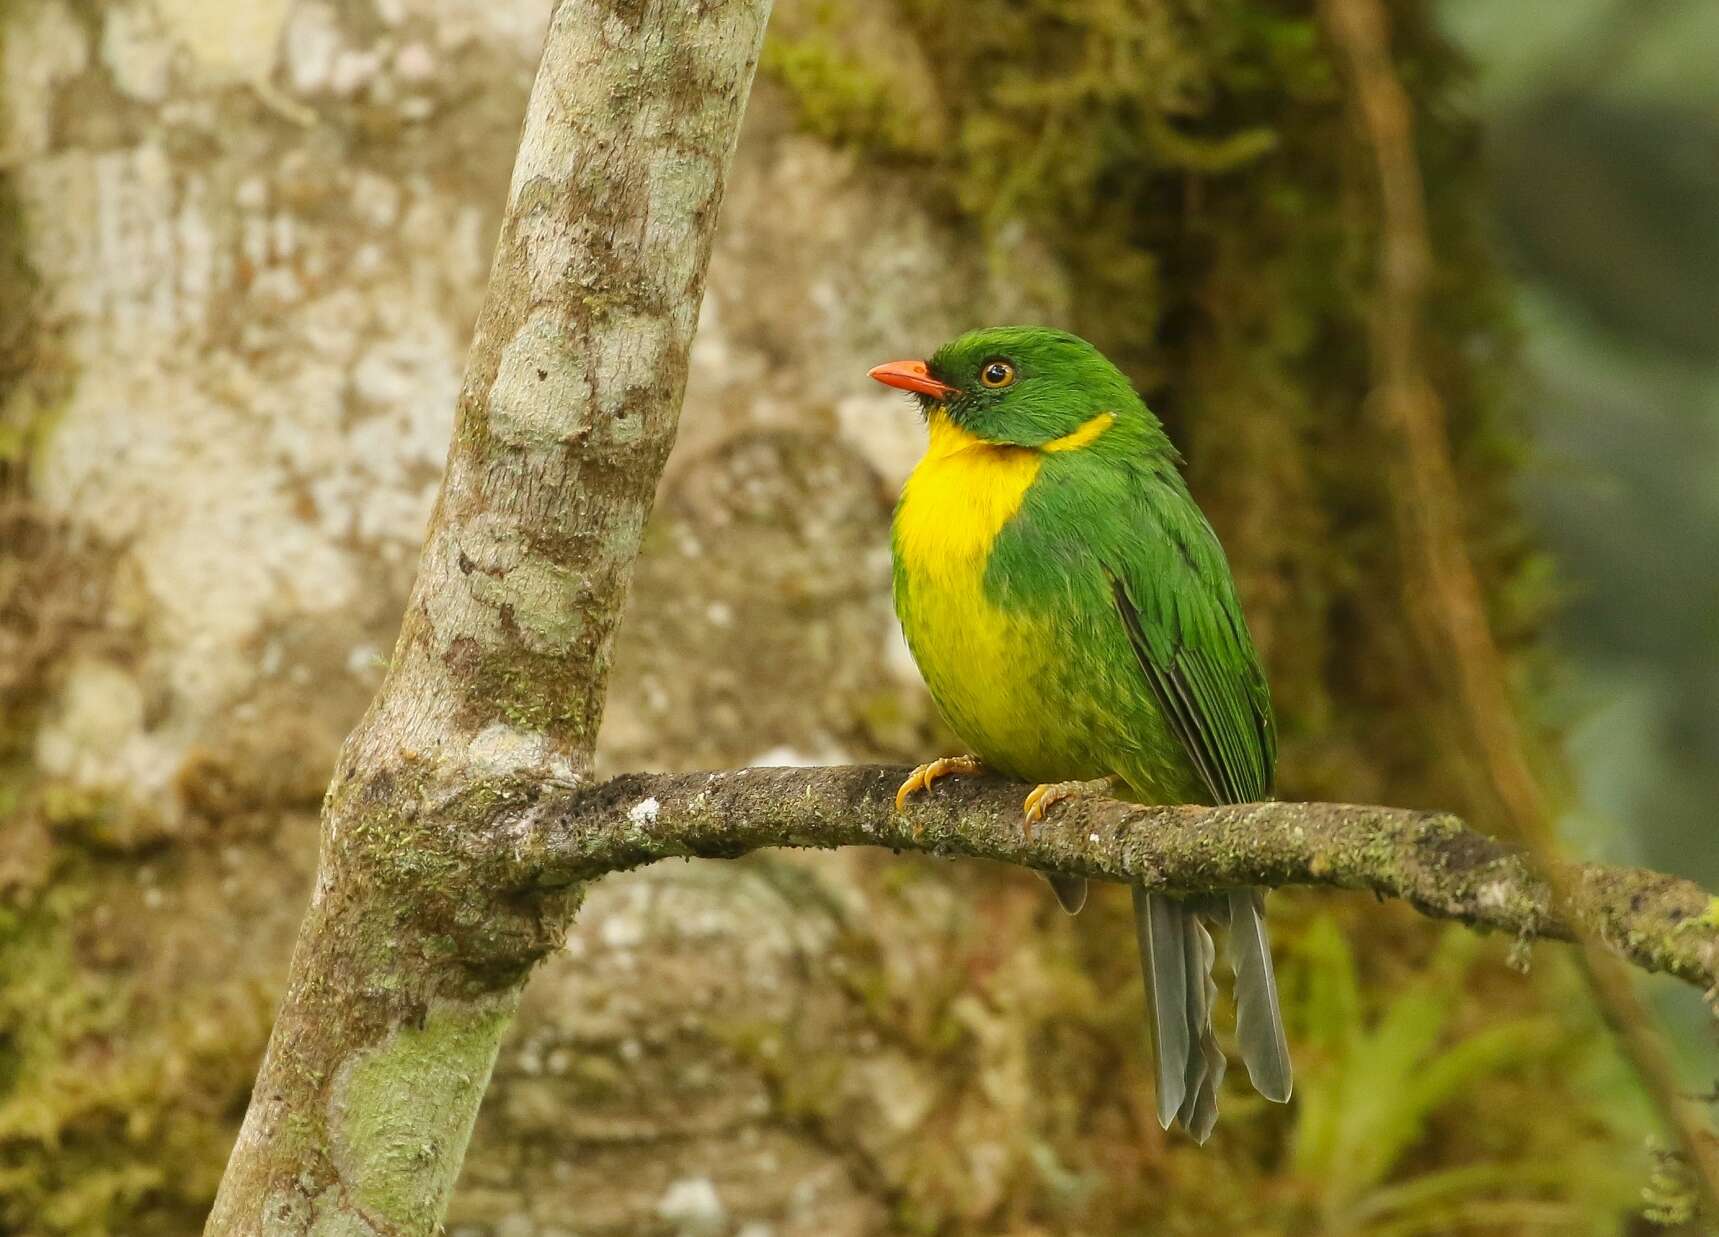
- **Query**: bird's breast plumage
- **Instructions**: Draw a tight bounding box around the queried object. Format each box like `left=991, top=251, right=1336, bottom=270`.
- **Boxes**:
left=891, top=414, right=1042, bottom=579
left=892, top=415, right=1049, bottom=777
left=890, top=412, right=1150, bottom=786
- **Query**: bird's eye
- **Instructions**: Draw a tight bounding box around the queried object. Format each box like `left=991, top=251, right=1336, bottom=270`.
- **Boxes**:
left=979, top=359, right=1016, bottom=389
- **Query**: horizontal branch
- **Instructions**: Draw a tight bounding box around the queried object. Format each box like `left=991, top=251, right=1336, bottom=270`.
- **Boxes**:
left=515, top=764, right=1719, bottom=992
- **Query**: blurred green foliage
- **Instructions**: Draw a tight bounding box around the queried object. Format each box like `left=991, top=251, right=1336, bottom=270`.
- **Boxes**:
left=1442, top=0, right=1719, bottom=1092
left=1288, top=918, right=1636, bottom=1234
left=1440, top=0, right=1719, bottom=885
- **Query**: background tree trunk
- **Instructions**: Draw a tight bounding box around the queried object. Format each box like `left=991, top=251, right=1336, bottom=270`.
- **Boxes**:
left=0, top=0, right=1660, bottom=1233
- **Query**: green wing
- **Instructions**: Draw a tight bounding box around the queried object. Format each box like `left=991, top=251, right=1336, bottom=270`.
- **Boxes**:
left=1108, top=489, right=1275, bottom=806
left=1107, top=481, right=1292, bottom=1115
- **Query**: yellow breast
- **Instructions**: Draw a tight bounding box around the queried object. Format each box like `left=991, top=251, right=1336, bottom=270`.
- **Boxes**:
left=893, top=412, right=1042, bottom=583
left=892, top=415, right=1039, bottom=770
left=893, top=408, right=1117, bottom=583
left=891, top=409, right=1119, bottom=778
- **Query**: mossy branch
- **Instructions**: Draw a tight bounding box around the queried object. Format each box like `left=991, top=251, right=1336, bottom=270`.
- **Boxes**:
left=516, top=765, right=1719, bottom=993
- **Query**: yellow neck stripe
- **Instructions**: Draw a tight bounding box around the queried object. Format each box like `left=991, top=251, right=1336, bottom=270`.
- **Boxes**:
left=919, top=408, right=1118, bottom=460
left=1041, top=411, right=1117, bottom=453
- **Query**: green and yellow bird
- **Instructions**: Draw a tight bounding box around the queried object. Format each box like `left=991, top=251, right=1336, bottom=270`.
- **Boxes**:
left=871, top=325, right=1292, bottom=1141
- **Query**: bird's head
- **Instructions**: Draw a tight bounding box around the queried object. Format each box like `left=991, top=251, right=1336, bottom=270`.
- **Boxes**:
left=868, top=325, right=1155, bottom=450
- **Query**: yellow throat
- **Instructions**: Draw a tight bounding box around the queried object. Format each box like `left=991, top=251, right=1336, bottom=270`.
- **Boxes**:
left=894, top=408, right=1115, bottom=582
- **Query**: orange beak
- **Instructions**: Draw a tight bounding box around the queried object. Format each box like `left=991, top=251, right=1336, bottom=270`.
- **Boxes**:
left=868, top=359, right=957, bottom=400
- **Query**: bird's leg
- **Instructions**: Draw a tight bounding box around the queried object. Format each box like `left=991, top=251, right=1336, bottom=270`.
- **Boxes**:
left=894, top=755, right=986, bottom=812
left=1023, top=775, right=1124, bottom=838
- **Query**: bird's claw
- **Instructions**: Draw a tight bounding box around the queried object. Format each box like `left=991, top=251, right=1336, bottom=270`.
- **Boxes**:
left=1022, top=776, right=1121, bottom=838
left=894, top=755, right=986, bottom=815
left=1023, top=780, right=1085, bottom=838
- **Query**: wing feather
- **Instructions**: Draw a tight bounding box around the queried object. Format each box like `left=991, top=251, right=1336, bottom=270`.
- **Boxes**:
left=1107, top=508, right=1274, bottom=807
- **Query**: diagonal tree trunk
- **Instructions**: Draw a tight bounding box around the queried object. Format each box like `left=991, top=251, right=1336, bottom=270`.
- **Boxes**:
left=205, top=1, right=773, bottom=1229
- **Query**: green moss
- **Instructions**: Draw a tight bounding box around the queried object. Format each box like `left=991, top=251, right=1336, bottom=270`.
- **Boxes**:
left=761, top=35, right=933, bottom=156
left=0, top=183, right=41, bottom=467
left=325, top=995, right=515, bottom=1230
left=0, top=875, right=270, bottom=1235
left=472, top=645, right=592, bottom=739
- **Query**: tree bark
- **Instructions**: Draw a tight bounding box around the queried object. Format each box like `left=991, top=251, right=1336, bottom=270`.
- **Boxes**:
left=205, top=1, right=773, bottom=1230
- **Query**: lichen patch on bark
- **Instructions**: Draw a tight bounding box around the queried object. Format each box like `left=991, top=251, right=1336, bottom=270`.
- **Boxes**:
left=323, top=994, right=518, bottom=1231
left=488, top=307, right=593, bottom=448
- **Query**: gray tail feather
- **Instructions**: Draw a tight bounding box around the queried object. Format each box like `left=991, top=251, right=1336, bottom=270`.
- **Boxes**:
left=1135, top=887, right=1188, bottom=1128
left=1226, top=887, right=1293, bottom=1103
left=1134, top=888, right=1227, bottom=1141
left=1178, top=906, right=1224, bottom=1142
left=1045, top=873, right=1089, bottom=915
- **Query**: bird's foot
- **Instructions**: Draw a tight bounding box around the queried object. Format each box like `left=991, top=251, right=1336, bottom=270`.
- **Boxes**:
left=894, top=755, right=986, bottom=813
left=1022, top=775, right=1121, bottom=838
